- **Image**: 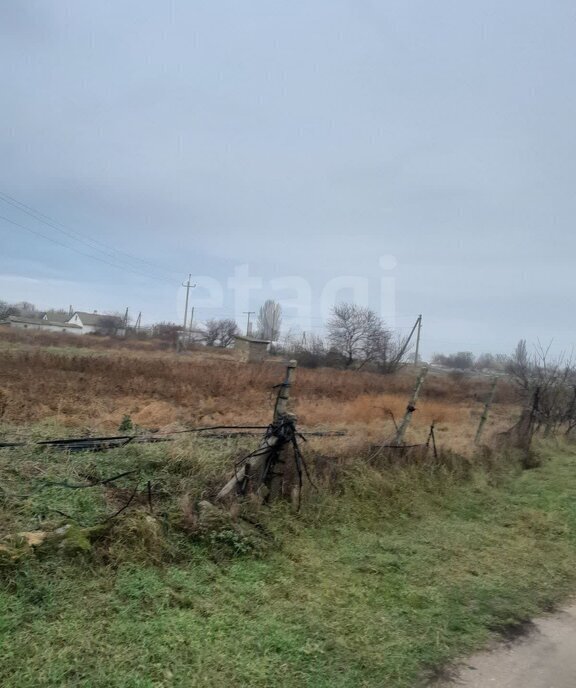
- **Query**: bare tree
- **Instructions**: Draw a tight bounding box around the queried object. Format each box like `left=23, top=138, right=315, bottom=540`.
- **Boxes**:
left=374, top=332, right=413, bottom=374
left=13, top=301, right=38, bottom=316
left=256, top=300, right=282, bottom=341
left=278, top=328, right=298, bottom=353
left=204, top=319, right=220, bottom=347
left=506, top=339, right=576, bottom=436
left=507, top=339, right=530, bottom=390
left=303, top=333, right=326, bottom=357
left=327, top=303, right=390, bottom=370
left=328, top=304, right=374, bottom=368
left=326, top=304, right=412, bottom=373
left=204, top=319, right=239, bottom=348
left=0, top=300, right=40, bottom=319
left=292, top=333, right=328, bottom=368
left=95, top=314, right=124, bottom=336
left=218, top=319, right=240, bottom=348
left=152, top=322, right=180, bottom=343
left=0, top=301, right=20, bottom=320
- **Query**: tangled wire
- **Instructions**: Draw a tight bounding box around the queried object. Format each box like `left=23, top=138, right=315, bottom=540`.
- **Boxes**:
left=233, top=416, right=317, bottom=508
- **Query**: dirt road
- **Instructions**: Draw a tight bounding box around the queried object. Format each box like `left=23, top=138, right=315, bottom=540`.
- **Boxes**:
left=432, top=605, right=576, bottom=687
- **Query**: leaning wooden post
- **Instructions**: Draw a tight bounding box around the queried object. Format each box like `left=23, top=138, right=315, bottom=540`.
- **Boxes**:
left=394, top=365, right=429, bottom=445
left=216, top=360, right=297, bottom=501
left=266, top=360, right=298, bottom=500
left=474, top=377, right=498, bottom=446
left=273, top=359, right=297, bottom=421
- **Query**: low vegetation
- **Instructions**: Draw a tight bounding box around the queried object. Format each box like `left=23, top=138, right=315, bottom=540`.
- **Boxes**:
left=2, top=330, right=575, bottom=687
left=2, top=435, right=576, bottom=687
left=0, top=330, right=517, bottom=446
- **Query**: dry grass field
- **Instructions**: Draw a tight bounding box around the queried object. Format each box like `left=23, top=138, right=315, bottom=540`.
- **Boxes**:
left=0, top=329, right=519, bottom=454
left=5, top=329, right=576, bottom=688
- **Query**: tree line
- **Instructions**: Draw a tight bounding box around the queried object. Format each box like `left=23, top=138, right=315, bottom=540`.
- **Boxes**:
left=2, top=297, right=415, bottom=373
left=192, top=302, right=414, bottom=374
left=431, top=351, right=507, bottom=372
left=0, top=300, right=49, bottom=320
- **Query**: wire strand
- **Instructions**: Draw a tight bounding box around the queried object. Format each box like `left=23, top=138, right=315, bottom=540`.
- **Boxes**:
left=0, top=213, right=176, bottom=285
left=0, top=191, right=179, bottom=283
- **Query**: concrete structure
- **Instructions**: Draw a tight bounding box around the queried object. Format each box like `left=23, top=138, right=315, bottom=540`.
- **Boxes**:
left=0, top=315, right=82, bottom=335
left=232, top=335, right=270, bottom=363
left=67, top=311, right=126, bottom=337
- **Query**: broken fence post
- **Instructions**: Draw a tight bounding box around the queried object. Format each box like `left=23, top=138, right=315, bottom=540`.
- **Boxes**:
left=426, top=422, right=438, bottom=459
left=273, top=359, right=297, bottom=421
left=216, top=360, right=298, bottom=502
left=394, top=365, right=429, bottom=445
left=474, top=377, right=498, bottom=446
left=266, top=360, right=298, bottom=501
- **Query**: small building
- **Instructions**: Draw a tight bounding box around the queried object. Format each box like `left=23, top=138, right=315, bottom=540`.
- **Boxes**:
left=0, top=315, right=82, bottom=335
left=67, top=311, right=126, bottom=337
left=232, top=335, right=270, bottom=363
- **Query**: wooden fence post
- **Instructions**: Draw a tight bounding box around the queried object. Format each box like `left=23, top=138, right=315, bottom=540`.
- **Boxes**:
left=474, top=377, right=498, bottom=446
left=273, top=359, right=297, bottom=421
left=394, top=366, right=429, bottom=445
left=216, top=360, right=297, bottom=501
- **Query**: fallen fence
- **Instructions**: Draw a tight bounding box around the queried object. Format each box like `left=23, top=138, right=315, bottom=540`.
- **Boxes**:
left=0, top=355, right=552, bottom=520
left=0, top=355, right=560, bottom=546
left=0, top=426, right=346, bottom=452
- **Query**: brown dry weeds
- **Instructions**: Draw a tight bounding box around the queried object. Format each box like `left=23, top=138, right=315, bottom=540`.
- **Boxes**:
left=0, top=331, right=520, bottom=453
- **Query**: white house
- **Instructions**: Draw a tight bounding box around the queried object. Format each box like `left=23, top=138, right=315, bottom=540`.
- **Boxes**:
left=67, top=311, right=126, bottom=337
left=0, top=315, right=83, bottom=335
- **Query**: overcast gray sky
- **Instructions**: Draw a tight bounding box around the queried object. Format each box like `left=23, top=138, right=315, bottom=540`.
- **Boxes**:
left=1, top=1, right=575, bottom=356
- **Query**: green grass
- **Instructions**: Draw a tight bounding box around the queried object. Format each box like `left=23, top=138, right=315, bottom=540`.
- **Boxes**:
left=2, top=442, right=576, bottom=687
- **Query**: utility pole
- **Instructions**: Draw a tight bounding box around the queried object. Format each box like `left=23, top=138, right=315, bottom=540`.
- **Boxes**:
left=394, top=365, right=429, bottom=445
left=243, top=311, right=255, bottom=337
left=395, top=313, right=422, bottom=364
left=217, top=360, right=297, bottom=502
left=188, top=306, right=195, bottom=344
left=182, top=274, right=196, bottom=333
left=135, top=312, right=142, bottom=331
left=123, top=307, right=129, bottom=327
left=414, top=314, right=422, bottom=364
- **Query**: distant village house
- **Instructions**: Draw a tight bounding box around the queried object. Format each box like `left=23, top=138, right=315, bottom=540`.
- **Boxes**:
left=0, top=309, right=126, bottom=337
left=0, top=315, right=83, bottom=335
left=66, top=311, right=126, bottom=337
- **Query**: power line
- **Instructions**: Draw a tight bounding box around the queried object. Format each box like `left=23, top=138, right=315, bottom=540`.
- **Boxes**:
left=0, top=213, right=175, bottom=285
left=182, top=274, right=196, bottom=332
left=0, top=191, right=179, bottom=283
left=0, top=191, right=178, bottom=280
